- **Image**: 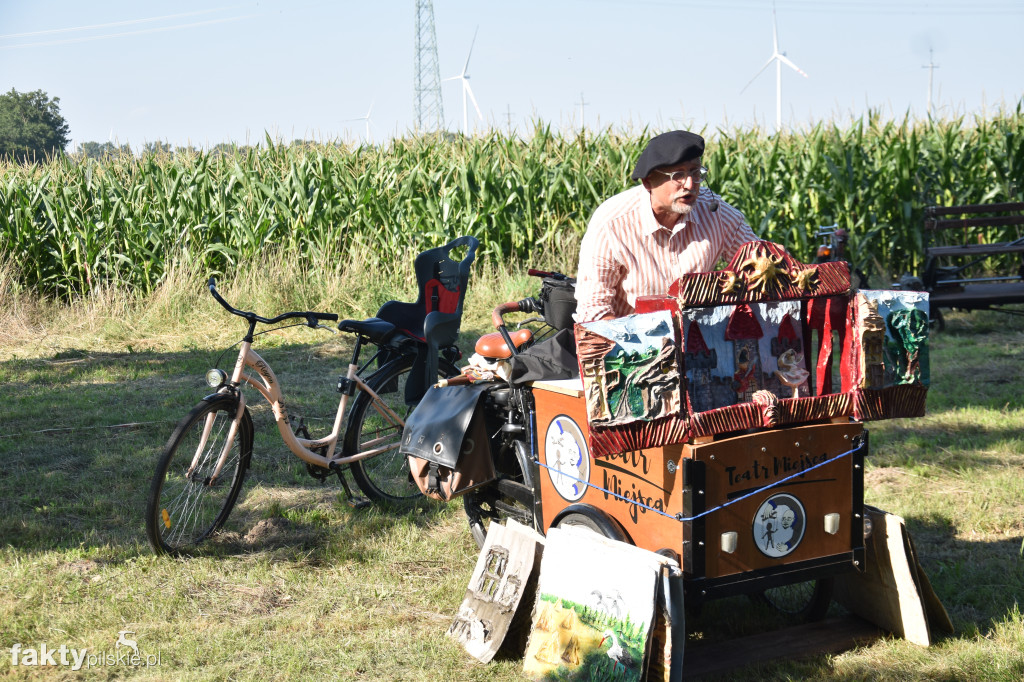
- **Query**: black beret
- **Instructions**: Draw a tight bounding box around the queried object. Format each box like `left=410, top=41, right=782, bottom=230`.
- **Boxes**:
left=631, top=131, right=705, bottom=180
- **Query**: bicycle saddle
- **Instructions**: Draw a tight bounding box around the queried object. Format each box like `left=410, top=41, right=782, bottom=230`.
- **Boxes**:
left=474, top=329, right=534, bottom=360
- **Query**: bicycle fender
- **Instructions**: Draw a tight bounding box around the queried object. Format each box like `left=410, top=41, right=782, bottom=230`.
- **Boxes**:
left=202, top=387, right=240, bottom=404
left=196, top=392, right=254, bottom=472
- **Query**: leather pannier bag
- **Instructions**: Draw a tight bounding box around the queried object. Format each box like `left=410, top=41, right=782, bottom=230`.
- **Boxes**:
left=400, top=383, right=496, bottom=501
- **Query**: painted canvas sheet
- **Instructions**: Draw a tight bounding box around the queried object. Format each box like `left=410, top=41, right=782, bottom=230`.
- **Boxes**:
left=448, top=520, right=544, bottom=662
left=680, top=300, right=805, bottom=413
left=846, top=290, right=930, bottom=421
left=522, top=526, right=674, bottom=681
left=577, top=310, right=682, bottom=427
left=855, top=290, right=930, bottom=388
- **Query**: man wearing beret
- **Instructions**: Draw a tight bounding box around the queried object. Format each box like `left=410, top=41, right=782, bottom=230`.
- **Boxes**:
left=575, top=130, right=757, bottom=322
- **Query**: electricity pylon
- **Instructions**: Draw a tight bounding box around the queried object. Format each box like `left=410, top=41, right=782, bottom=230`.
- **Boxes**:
left=414, top=0, right=444, bottom=132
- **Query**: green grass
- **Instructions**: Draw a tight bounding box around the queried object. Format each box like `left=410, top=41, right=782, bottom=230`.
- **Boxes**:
left=1, top=267, right=1023, bottom=680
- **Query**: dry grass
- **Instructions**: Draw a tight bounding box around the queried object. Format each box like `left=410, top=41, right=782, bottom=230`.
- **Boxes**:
left=1, top=270, right=1023, bottom=680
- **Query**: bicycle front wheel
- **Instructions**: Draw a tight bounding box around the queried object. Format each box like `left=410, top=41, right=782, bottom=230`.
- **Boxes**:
left=146, top=397, right=253, bottom=555
left=345, top=355, right=458, bottom=503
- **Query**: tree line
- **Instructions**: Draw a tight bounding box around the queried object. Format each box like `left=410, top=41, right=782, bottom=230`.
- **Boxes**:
left=0, top=89, right=70, bottom=162
left=0, top=88, right=288, bottom=161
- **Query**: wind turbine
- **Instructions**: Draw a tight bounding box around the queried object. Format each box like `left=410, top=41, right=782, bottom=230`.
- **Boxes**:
left=346, top=101, right=374, bottom=144
left=741, top=2, right=808, bottom=133
left=444, top=27, right=483, bottom=136
left=922, top=48, right=940, bottom=117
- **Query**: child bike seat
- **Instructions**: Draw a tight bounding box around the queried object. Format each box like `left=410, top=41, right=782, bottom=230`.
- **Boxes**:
left=375, top=235, right=479, bottom=404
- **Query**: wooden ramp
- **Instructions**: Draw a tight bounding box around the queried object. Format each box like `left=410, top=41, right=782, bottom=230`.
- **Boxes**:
left=682, top=615, right=883, bottom=679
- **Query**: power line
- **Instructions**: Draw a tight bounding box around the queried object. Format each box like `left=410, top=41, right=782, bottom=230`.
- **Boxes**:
left=0, top=15, right=258, bottom=50
left=0, top=7, right=233, bottom=39
left=560, top=0, right=1024, bottom=15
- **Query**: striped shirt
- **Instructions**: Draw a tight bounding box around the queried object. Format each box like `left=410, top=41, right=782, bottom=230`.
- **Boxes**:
left=575, top=184, right=757, bottom=322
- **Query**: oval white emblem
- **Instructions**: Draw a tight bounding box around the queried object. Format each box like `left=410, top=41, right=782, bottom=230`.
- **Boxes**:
left=752, top=493, right=807, bottom=558
left=543, top=415, right=590, bottom=502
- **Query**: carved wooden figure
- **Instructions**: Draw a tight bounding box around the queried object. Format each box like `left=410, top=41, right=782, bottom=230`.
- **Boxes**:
left=769, top=314, right=808, bottom=399
left=774, top=348, right=810, bottom=399
left=856, top=295, right=886, bottom=389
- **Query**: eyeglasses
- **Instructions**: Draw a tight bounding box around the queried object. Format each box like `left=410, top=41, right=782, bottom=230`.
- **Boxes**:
left=655, top=166, right=708, bottom=184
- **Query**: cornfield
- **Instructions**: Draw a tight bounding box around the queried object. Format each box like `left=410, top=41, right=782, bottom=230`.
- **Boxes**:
left=2, top=106, right=1022, bottom=300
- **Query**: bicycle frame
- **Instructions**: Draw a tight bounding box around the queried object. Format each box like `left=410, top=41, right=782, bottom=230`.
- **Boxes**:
left=195, top=339, right=407, bottom=484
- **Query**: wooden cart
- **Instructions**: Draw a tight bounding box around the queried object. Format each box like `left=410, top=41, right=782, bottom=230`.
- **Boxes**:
left=447, top=242, right=939, bottom=677
left=528, top=241, right=929, bottom=609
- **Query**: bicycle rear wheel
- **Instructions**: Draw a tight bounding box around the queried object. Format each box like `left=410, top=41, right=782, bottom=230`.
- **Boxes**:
left=146, top=397, right=253, bottom=555
left=464, top=440, right=536, bottom=548
left=345, top=355, right=458, bottom=503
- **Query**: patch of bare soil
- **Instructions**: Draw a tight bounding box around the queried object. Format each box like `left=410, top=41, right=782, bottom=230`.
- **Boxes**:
left=864, top=466, right=907, bottom=488
left=62, top=559, right=99, bottom=574
left=243, top=516, right=320, bottom=549
left=244, top=517, right=295, bottom=546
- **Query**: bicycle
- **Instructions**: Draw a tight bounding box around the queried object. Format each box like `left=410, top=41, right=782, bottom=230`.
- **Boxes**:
left=459, top=268, right=577, bottom=547
left=814, top=223, right=869, bottom=289
left=145, top=277, right=460, bottom=556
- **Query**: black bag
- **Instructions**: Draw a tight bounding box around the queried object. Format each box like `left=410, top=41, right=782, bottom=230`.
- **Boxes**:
left=539, top=277, right=577, bottom=331
left=509, top=328, right=579, bottom=386
left=400, top=383, right=496, bottom=501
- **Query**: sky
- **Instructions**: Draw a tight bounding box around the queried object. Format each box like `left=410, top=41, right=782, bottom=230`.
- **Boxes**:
left=1, top=0, right=1022, bottom=152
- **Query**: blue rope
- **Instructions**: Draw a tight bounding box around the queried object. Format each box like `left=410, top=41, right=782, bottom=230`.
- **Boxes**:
left=534, top=441, right=862, bottom=524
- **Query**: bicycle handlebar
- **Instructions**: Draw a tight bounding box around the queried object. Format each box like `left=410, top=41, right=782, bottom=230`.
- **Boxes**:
left=491, top=298, right=540, bottom=329
left=207, top=277, right=339, bottom=327
left=492, top=301, right=522, bottom=329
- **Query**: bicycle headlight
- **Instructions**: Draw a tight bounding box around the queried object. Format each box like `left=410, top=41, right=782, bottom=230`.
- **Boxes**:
left=205, top=368, right=228, bottom=388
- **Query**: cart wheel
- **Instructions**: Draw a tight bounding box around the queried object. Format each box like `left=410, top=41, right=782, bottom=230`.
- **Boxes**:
left=753, top=577, right=834, bottom=622
left=551, top=504, right=630, bottom=543
left=930, top=308, right=945, bottom=332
